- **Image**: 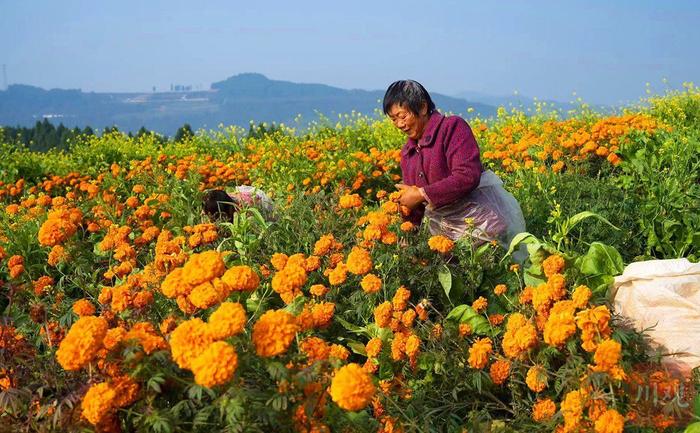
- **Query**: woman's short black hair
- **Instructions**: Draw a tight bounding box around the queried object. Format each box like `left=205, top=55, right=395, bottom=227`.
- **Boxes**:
left=202, top=189, right=238, bottom=222
left=382, top=80, right=436, bottom=116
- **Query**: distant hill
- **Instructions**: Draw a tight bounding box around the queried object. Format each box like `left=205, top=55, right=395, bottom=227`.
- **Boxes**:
left=0, top=73, right=497, bottom=135
left=453, top=90, right=613, bottom=114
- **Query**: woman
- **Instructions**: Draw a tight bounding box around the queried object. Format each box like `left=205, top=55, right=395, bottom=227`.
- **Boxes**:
left=202, top=186, right=274, bottom=222
left=384, top=80, right=523, bottom=245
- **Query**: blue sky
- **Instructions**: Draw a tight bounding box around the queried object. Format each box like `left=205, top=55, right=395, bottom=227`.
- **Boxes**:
left=1, top=0, right=698, bottom=105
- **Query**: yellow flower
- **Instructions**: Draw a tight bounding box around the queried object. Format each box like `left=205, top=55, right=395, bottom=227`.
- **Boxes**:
left=428, top=235, right=454, bottom=253
left=207, top=302, right=247, bottom=339
left=502, top=313, right=538, bottom=359
left=472, top=296, right=488, bottom=313
left=313, top=234, right=335, bottom=256
left=187, top=278, right=231, bottom=309
left=191, top=341, right=238, bottom=388
left=182, top=250, right=226, bottom=286
left=561, top=389, right=586, bottom=430
left=392, top=286, right=411, bottom=311
left=493, top=284, right=507, bottom=296
left=56, top=316, right=108, bottom=371
left=543, top=300, right=576, bottom=347
left=330, top=363, right=376, bottom=411
left=571, top=284, right=592, bottom=309
left=374, top=301, right=393, bottom=328
left=252, top=309, right=299, bottom=357
left=542, top=254, right=565, bottom=277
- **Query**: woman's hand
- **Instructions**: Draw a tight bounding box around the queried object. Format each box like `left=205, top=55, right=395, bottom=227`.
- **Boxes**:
left=395, top=184, right=426, bottom=209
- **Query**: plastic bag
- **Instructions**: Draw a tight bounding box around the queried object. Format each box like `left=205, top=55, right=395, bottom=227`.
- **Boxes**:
left=424, top=170, right=526, bottom=248
left=612, top=258, right=700, bottom=375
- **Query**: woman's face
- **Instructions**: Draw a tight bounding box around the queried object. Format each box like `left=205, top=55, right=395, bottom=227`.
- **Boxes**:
left=387, top=103, right=429, bottom=141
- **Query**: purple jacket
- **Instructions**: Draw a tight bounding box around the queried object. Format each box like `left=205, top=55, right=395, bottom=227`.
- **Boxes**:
left=400, top=110, right=483, bottom=224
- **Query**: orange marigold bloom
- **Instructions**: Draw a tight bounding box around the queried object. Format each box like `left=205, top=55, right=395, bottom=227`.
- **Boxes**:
left=160, top=267, right=191, bottom=298
left=252, top=309, right=299, bottom=357
left=270, top=253, right=289, bottom=270
left=72, top=299, right=96, bottom=317
left=103, top=327, right=127, bottom=351
left=576, top=305, right=611, bottom=352
left=311, top=302, right=335, bottom=328
left=532, top=398, right=556, bottom=422
left=526, top=366, right=548, bottom=392
left=366, top=337, right=382, bottom=358
left=313, top=234, right=336, bottom=256
left=374, top=301, right=393, bottom=328
left=401, top=309, right=417, bottom=328
left=519, top=286, right=534, bottom=304
left=392, top=286, right=411, bottom=311
left=132, top=290, right=154, bottom=309
left=399, top=221, right=414, bottom=232
left=304, top=255, right=321, bottom=272
left=543, top=300, right=577, bottom=347
left=125, top=322, right=167, bottom=355
left=310, top=284, right=329, bottom=297
left=494, top=284, right=507, bottom=296
left=191, top=341, right=238, bottom=388
left=339, top=194, right=363, bottom=209
left=222, top=265, right=260, bottom=291
left=346, top=247, right=373, bottom=275
left=208, top=302, right=247, bottom=339
left=572, top=284, right=592, bottom=309
left=361, top=273, right=382, bottom=294
left=502, top=313, right=538, bottom=359
left=542, top=254, right=565, bottom=278
left=561, top=389, right=586, bottom=431
left=182, top=250, right=226, bottom=286
left=169, top=318, right=213, bottom=370
left=330, top=343, right=350, bottom=360
left=56, top=316, right=108, bottom=371
left=271, top=263, right=308, bottom=294
left=468, top=337, right=493, bottom=369
left=328, top=262, right=348, bottom=286
left=472, top=296, right=488, bottom=313
left=299, top=336, right=331, bottom=362
left=489, top=314, right=504, bottom=326
left=489, top=360, right=510, bottom=385
left=458, top=323, right=472, bottom=337
left=81, top=382, right=117, bottom=425
left=188, top=278, right=231, bottom=310
left=428, top=235, right=454, bottom=253
left=594, top=409, right=625, bottom=433
left=592, top=339, right=622, bottom=371
left=330, top=363, right=376, bottom=411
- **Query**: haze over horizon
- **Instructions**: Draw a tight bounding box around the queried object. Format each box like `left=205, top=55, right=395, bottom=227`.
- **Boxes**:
left=1, top=1, right=699, bottom=106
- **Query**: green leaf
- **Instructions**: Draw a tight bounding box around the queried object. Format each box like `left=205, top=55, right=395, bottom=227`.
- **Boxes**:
left=335, top=316, right=367, bottom=335
left=565, top=211, right=619, bottom=233
left=505, top=232, right=538, bottom=257
left=579, top=242, right=624, bottom=276
left=445, top=305, right=492, bottom=336
left=684, top=422, right=700, bottom=433
left=438, top=265, right=452, bottom=298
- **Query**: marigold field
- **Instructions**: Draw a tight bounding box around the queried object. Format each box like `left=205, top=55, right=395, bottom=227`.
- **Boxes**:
left=1, top=87, right=699, bottom=433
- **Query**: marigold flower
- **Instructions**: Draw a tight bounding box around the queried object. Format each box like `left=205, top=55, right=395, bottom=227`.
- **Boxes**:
left=526, top=366, right=548, bottom=392
left=252, top=309, right=299, bottom=357
left=405, top=334, right=421, bottom=360
left=329, top=344, right=350, bottom=360
left=542, top=254, right=565, bottom=277
left=270, top=253, right=289, bottom=270
left=311, top=302, right=335, bottom=328
left=489, top=360, right=510, bottom=385
left=72, top=299, right=96, bottom=317
left=493, top=284, right=507, bottom=296
left=366, top=337, right=382, bottom=358
left=222, top=265, right=260, bottom=291
left=310, top=284, right=329, bottom=297
left=468, top=337, right=493, bottom=369
left=543, top=300, right=576, bottom=347
left=125, top=322, right=167, bottom=354
left=346, top=247, right=373, bottom=275
left=56, top=316, right=108, bottom=371
left=182, top=251, right=226, bottom=286
left=459, top=323, right=472, bottom=337
left=272, top=263, right=308, bottom=295
left=472, top=296, right=488, bottom=313
left=594, top=409, right=625, bottom=433
left=361, top=273, right=382, bottom=294
left=328, top=262, right=348, bottom=286
left=81, top=382, right=117, bottom=425
left=399, top=221, right=414, bottom=232
left=191, top=341, right=238, bottom=388
left=561, top=389, right=586, bottom=430
left=428, top=235, right=454, bottom=253
left=188, top=278, right=231, bottom=309
left=299, top=336, right=331, bottom=362
left=401, top=309, right=417, bottom=328
left=374, top=301, right=393, bottom=328
left=208, top=302, right=247, bottom=339
left=339, top=194, right=363, bottom=209
left=392, top=286, right=411, bottom=311
left=502, top=313, right=538, bottom=359
left=330, top=363, right=376, bottom=411
left=103, top=326, right=127, bottom=350
left=571, top=285, right=592, bottom=309
left=519, top=286, right=534, bottom=304
left=532, top=398, right=556, bottom=422
left=592, top=339, right=623, bottom=375
left=169, top=318, right=213, bottom=369
left=313, top=234, right=335, bottom=256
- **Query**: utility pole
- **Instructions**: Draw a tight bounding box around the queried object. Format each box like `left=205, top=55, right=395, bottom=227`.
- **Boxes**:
left=2, top=64, right=7, bottom=91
